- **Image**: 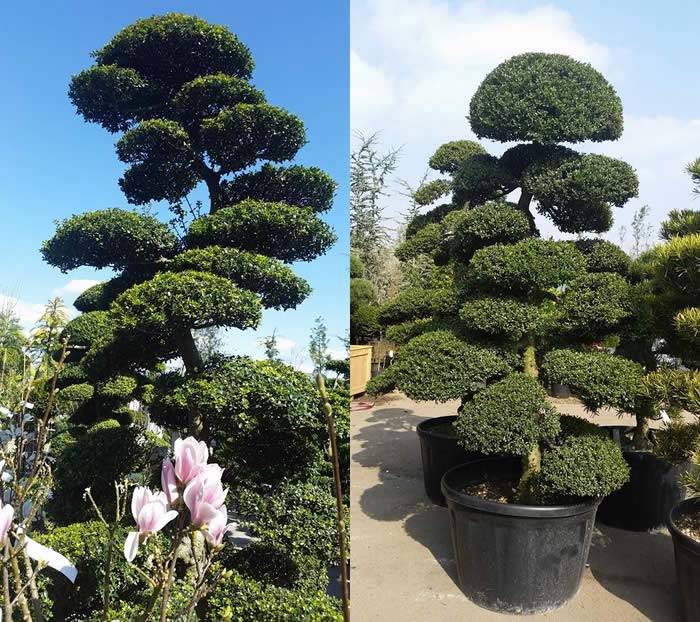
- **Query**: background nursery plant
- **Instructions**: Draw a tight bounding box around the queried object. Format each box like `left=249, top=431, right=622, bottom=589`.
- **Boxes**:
left=33, top=13, right=348, bottom=620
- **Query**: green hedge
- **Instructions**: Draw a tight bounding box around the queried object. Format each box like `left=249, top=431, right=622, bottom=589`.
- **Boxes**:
left=206, top=571, right=341, bottom=622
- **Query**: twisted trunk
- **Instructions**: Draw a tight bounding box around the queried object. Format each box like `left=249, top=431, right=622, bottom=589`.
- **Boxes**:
left=517, top=189, right=539, bottom=236
left=174, top=329, right=206, bottom=439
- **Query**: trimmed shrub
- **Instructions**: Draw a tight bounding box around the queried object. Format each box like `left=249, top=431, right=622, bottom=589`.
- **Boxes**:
left=235, top=480, right=345, bottom=566
left=429, top=140, right=486, bottom=174
left=151, top=357, right=327, bottom=487
left=459, top=297, right=556, bottom=340
left=558, top=272, right=633, bottom=338
left=41, top=208, right=179, bottom=272
left=456, top=373, right=560, bottom=456
left=470, top=52, right=623, bottom=143
left=185, top=200, right=336, bottom=263
left=377, top=288, right=458, bottom=325
left=365, top=366, right=398, bottom=396
left=389, top=330, right=512, bottom=402
left=537, top=434, right=630, bottom=501
left=111, top=270, right=262, bottom=335
left=170, top=246, right=311, bottom=310
left=540, top=349, right=643, bottom=411
left=574, top=239, right=630, bottom=275
left=451, top=201, right=530, bottom=261
left=49, top=420, right=168, bottom=524
left=394, top=223, right=443, bottom=260
left=468, top=238, right=586, bottom=294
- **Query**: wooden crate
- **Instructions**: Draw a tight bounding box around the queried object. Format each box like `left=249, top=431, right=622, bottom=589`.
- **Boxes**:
left=350, top=345, right=373, bottom=396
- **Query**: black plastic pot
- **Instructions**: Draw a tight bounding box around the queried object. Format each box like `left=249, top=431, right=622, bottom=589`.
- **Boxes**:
left=550, top=383, right=571, bottom=398
left=441, top=457, right=599, bottom=614
left=597, top=426, right=686, bottom=531
left=668, top=498, right=700, bottom=622
left=416, top=415, right=483, bottom=506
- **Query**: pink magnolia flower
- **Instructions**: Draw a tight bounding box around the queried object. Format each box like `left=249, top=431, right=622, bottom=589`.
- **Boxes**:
left=173, top=436, right=209, bottom=485
left=203, top=506, right=236, bottom=547
left=161, top=459, right=179, bottom=506
left=124, top=487, right=178, bottom=562
left=183, top=467, right=227, bottom=528
left=0, top=502, right=14, bottom=545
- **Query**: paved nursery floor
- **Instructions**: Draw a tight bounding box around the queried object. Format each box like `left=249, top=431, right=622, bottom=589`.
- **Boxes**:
left=350, top=392, right=684, bottom=622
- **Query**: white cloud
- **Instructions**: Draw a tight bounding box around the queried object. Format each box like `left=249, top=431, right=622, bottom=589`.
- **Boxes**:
left=351, top=0, right=700, bottom=248
left=352, top=0, right=608, bottom=142
left=0, top=294, right=45, bottom=332
left=53, top=279, right=101, bottom=300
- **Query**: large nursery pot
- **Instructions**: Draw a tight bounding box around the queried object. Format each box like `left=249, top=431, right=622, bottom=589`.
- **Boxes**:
left=416, top=415, right=483, bottom=506
left=668, top=498, right=700, bottom=622
left=597, top=426, right=686, bottom=531
left=441, top=457, right=600, bottom=615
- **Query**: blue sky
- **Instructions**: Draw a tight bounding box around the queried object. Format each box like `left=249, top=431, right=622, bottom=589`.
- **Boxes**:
left=0, top=1, right=349, bottom=369
left=352, top=0, right=700, bottom=247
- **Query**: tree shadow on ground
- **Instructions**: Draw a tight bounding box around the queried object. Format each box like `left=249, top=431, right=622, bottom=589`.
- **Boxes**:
left=354, top=401, right=427, bottom=522
left=588, top=524, right=681, bottom=621
left=354, top=400, right=461, bottom=587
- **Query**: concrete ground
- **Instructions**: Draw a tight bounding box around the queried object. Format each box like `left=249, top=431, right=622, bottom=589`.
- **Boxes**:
left=351, top=393, right=683, bottom=622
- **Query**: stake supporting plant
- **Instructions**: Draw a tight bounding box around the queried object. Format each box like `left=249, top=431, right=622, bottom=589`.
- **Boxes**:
left=316, top=373, right=350, bottom=622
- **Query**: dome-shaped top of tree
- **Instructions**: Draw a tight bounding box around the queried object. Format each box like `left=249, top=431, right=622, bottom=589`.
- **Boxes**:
left=469, top=53, right=623, bottom=144
left=42, top=14, right=336, bottom=436
left=409, top=53, right=638, bottom=236
left=368, top=53, right=639, bottom=504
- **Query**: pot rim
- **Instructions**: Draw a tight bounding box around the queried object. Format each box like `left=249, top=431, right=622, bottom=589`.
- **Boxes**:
left=441, top=457, right=600, bottom=519
left=668, top=497, right=700, bottom=553
left=416, top=415, right=458, bottom=440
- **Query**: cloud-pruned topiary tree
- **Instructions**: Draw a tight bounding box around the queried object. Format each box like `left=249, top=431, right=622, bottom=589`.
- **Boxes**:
left=369, top=53, right=640, bottom=503
left=42, top=14, right=336, bottom=436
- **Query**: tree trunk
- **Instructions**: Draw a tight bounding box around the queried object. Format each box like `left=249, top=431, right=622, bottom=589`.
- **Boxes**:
left=523, top=336, right=538, bottom=378
left=198, top=165, right=222, bottom=214
left=517, top=189, right=539, bottom=236
left=174, top=329, right=206, bottom=439
left=632, top=404, right=653, bottom=451
left=517, top=443, right=542, bottom=503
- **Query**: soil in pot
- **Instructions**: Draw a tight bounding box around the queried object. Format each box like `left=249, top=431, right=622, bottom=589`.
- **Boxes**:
left=416, top=415, right=484, bottom=506
left=669, top=498, right=700, bottom=622
left=597, top=426, right=686, bottom=531
left=442, top=457, right=599, bottom=615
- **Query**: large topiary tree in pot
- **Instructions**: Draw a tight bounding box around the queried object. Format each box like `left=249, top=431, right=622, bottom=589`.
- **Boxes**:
left=42, top=14, right=336, bottom=440
left=369, top=53, right=639, bottom=613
